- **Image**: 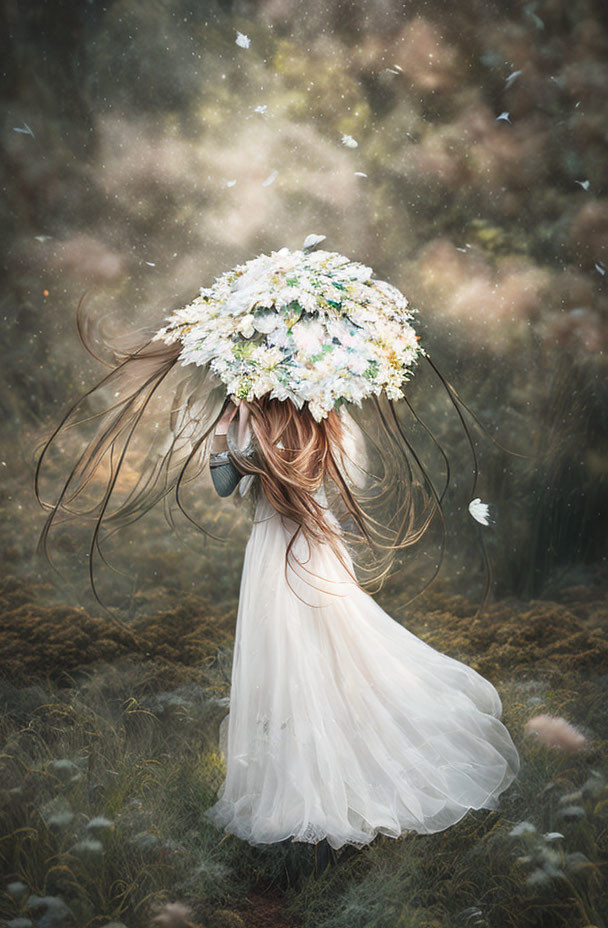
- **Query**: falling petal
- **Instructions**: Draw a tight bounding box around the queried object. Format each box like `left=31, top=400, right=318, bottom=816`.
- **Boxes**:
left=468, top=497, right=494, bottom=526
left=354, top=171, right=368, bottom=177
left=341, top=134, right=358, bottom=148
left=253, top=104, right=267, bottom=114
left=34, top=235, right=52, bottom=242
left=524, top=7, right=545, bottom=29
left=13, top=121, right=35, bottom=137
left=262, top=169, right=278, bottom=187
left=594, top=263, right=606, bottom=276
left=543, top=832, right=565, bottom=841
left=303, top=233, right=327, bottom=250
left=145, top=261, right=156, bottom=267
left=575, top=179, right=590, bottom=190
left=225, top=179, right=237, bottom=187
left=496, top=112, right=512, bottom=124
left=235, top=31, right=250, bottom=48
left=505, top=69, right=522, bottom=88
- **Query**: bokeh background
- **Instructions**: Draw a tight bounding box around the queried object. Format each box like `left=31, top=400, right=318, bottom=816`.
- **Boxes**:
left=1, top=2, right=607, bottom=927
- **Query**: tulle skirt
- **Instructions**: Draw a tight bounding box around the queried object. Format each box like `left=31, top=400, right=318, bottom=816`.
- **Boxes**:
left=204, top=494, right=520, bottom=850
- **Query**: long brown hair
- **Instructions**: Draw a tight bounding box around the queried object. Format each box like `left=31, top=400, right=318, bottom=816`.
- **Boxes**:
left=35, top=312, right=227, bottom=646
left=227, top=396, right=368, bottom=588
left=226, top=393, right=441, bottom=597
left=36, top=299, right=502, bottom=641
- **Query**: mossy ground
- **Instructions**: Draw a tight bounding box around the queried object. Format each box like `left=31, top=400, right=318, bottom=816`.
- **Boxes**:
left=1, top=568, right=606, bottom=928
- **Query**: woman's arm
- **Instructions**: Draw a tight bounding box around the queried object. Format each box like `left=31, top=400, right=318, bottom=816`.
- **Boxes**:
left=210, top=401, right=243, bottom=497
left=213, top=402, right=237, bottom=449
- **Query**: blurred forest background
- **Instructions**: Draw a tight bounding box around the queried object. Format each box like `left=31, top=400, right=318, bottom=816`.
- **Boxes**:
left=1, top=1, right=607, bottom=927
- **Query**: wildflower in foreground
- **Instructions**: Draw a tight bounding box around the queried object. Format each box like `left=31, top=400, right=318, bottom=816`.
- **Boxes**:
left=524, top=714, right=588, bottom=753
left=150, top=901, right=195, bottom=927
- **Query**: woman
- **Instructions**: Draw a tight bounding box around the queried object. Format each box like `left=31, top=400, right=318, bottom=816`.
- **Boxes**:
left=204, top=393, right=519, bottom=859
left=36, top=242, right=520, bottom=871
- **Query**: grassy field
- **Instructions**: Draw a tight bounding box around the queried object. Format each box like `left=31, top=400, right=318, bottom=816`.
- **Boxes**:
left=1, top=569, right=606, bottom=928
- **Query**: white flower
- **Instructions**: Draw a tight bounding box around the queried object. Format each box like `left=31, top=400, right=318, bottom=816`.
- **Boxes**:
left=309, top=399, right=328, bottom=421
left=468, top=498, right=494, bottom=526
left=251, top=345, right=282, bottom=368
left=373, top=278, right=408, bottom=307
left=267, top=325, right=291, bottom=349
left=210, top=357, right=230, bottom=376
left=348, top=354, right=369, bottom=375
left=226, top=376, right=244, bottom=396
left=346, top=262, right=373, bottom=282
left=251, top=371, right=279, bottom=397
left=236, top=314, right=256, bottom=338
left=341, top=134, right=358, bottom=148
left=152, top=325, right=174, bottom=344
left=296, top=290, right=320, bottom=313
left=235, top=31, right=250, bottom=48
left=327, top=318, right=365, bottom=349
left=509, top=821, right=537, bottom=837
left=292, top=320, right=325, bottom=354
left=254, top=294, right=276, bottom=310
left=253, top=311, right=281, bottom=334
left=269, top=383, right=291, bottom=402
left=275, top=287, right=300, bottom=309
left=154, top=244, right=422, bottom=415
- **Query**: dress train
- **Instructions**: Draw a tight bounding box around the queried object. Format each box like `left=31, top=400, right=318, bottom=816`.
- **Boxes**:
left=204, top=492, right=520, bottom=850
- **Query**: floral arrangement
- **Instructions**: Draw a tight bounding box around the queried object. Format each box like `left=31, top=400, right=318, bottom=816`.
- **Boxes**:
left=153, top=240, right=425, bottom=421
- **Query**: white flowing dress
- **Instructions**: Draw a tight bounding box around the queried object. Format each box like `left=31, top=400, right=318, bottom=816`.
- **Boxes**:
left=204, top=424, right=520, bottom=851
